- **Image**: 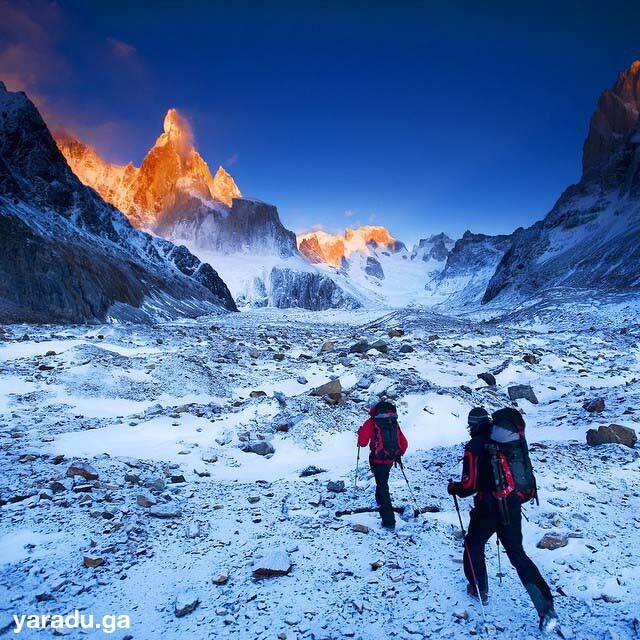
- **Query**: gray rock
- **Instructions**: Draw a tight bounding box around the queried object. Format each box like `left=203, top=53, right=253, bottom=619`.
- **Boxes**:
left=399, top=344, right=414, bottom=353
left=299, top=466, right=327, bottom=477
left=507, top=384, right=539, bottom=404
left=242, top=441, right=275, bottom=456
left=478, top=372, right=496, bottom=387
left=174, top=591, right=200, bottom=618
left=369, top=339, right=388, bottom=354
left=149, top=504, right=182, bottom=519
left=66, top=463, right=99, bottom=481
left=136, top=491, right=157, bottom=507
left=349, top=340, right=369, bottom=354
left=252, top=550, right=292, bottom=578
left=327, top=480, right=346, bottom=493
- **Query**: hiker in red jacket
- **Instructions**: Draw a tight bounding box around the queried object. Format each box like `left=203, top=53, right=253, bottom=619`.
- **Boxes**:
left=357, top=401, right=408, bottom=530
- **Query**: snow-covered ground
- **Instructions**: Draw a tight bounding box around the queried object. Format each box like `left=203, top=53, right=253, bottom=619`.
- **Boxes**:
left=1, top=300, right=639, bottom=639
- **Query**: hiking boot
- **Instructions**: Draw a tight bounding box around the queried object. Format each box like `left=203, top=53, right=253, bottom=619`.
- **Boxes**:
left=467, top=583, right=488, bottom=604
left=539, top=608, right=558, bottom=634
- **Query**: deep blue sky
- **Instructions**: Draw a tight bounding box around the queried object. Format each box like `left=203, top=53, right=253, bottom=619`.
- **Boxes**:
left=3, top=1, right=640, bottom=243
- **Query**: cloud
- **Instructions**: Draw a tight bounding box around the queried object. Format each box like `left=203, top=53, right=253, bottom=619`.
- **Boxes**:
left=344, top=209, right=356, bottom=217
left=107, top=37, right=137, bottom=58
left=0, top=0, right=67, bottom=118
left=226, top=152, right=239, bottom=166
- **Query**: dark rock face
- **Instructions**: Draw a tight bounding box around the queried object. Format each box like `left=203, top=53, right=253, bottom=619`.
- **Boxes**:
left=411, top=233, right=454, bottom=262
left=159, top=197, right=298, bottom=258
left=365, top=256, right=385, bottom=279
left=583, top=61, right=640, bottom=173
left=483, top=63, right=640, bottom=305
left=267, top=268, right=361, bottom=310
left=429, top=231, right=511, bottom=304
left=0, top=83, right=236, bottom=323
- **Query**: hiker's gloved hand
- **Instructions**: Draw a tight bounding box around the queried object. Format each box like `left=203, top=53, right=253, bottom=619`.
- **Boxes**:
left=447, top=481, right=459, bottom=496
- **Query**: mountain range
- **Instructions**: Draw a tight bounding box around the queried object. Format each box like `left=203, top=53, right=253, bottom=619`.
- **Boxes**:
left=0, top=82, right=236, bottom=323
left=2, top=61, right=640, bottom=323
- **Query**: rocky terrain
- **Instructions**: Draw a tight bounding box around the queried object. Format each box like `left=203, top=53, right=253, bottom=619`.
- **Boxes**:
left=1, top=298, right=639, bottom=639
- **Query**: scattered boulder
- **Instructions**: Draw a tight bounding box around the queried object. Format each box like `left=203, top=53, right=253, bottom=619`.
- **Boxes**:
left=212, top=574, right=229, bottom=586
left=583, top=398, right=605, bottom=413
left=477, top=372, right=496, bottom=387
left=49, top=481, right=66, bottom=494
left=352, top=524, right=369, bottom=534
left=536, top=533, right=568, bottom=551
left=136, top=492, right=157, bottom=507
left=369, top=339, right=389, bottom=354
left=310, top=379, right=342, bottom=398
left=508, top=384, right=539, bottom=404
left=83, top=555, right=104, bottom=568
left=144, top=477, right=166, bottom=492
left=242, top=441, right=275, bottom=456
left=523, top=354, right=539, bottom=365
left=253, top=550, right=292, bottom=578
left=296, top=376, right=308, bottom=385
left=349, top=340, right=369, bottom=354
left=66, top=463, right=99, bottom=481
left=273, top=353, right=285, bottom=361
left=300, top=466, right=327, bottom=477
left=174, top=591, right=200, bottom=618
left=327, top=480, right=346, bottom=493
left=250, top=390, right=267, bottom=398
left=399, top=344, right=414, bottom=353
left=149, top=504, right=182, bottom=519
left=320, top=341, right=335, bottom=353
left=586, top=424, right=637, bottom=448
left=388, top=328, right=405, bottom=338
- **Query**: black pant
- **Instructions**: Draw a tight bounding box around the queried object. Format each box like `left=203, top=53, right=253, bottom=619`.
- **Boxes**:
left=370, top=461, right=395, bottom=527
left=464, top=501, right=553, bottom=615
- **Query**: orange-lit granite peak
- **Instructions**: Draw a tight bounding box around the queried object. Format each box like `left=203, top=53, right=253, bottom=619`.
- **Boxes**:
left=55, top=108, right=241, bottom=228
left=297, top=225, right=401, bottom=267
left=583, top=60, right=640, bottom=173
left=212, top=165, right=242, bottom=206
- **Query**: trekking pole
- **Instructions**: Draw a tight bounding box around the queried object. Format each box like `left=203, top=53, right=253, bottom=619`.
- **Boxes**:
left=496, top=537, right=503, bottom=584
left=353, top=446, right=361, bottom=491
left=397, top=459, right=420, bottom=518
left=450, top=482, right=488, bottom=636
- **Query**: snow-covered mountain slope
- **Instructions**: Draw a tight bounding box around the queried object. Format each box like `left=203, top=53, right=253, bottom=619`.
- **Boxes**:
left=296, top=227, right=503, bottom=309
left=427, top=231, right=512, bottom=308
left=0, top=82, right=237, bottom=323
left=56, top=109, right=241, bottom=229
left=484, top=61, right=640, bottom=304
left=180, top=245, right=364, bottom=310
left=298, top=226, right=406, bottom=268
left=56, top=112, right=362, bottom=311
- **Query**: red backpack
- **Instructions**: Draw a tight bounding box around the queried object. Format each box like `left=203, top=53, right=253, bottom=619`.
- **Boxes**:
left=372, top=407, right=402, bottom=462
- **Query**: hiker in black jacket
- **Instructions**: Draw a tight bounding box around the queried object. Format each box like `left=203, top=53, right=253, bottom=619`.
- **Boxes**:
left=448, top=407, right=558, bottom=634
